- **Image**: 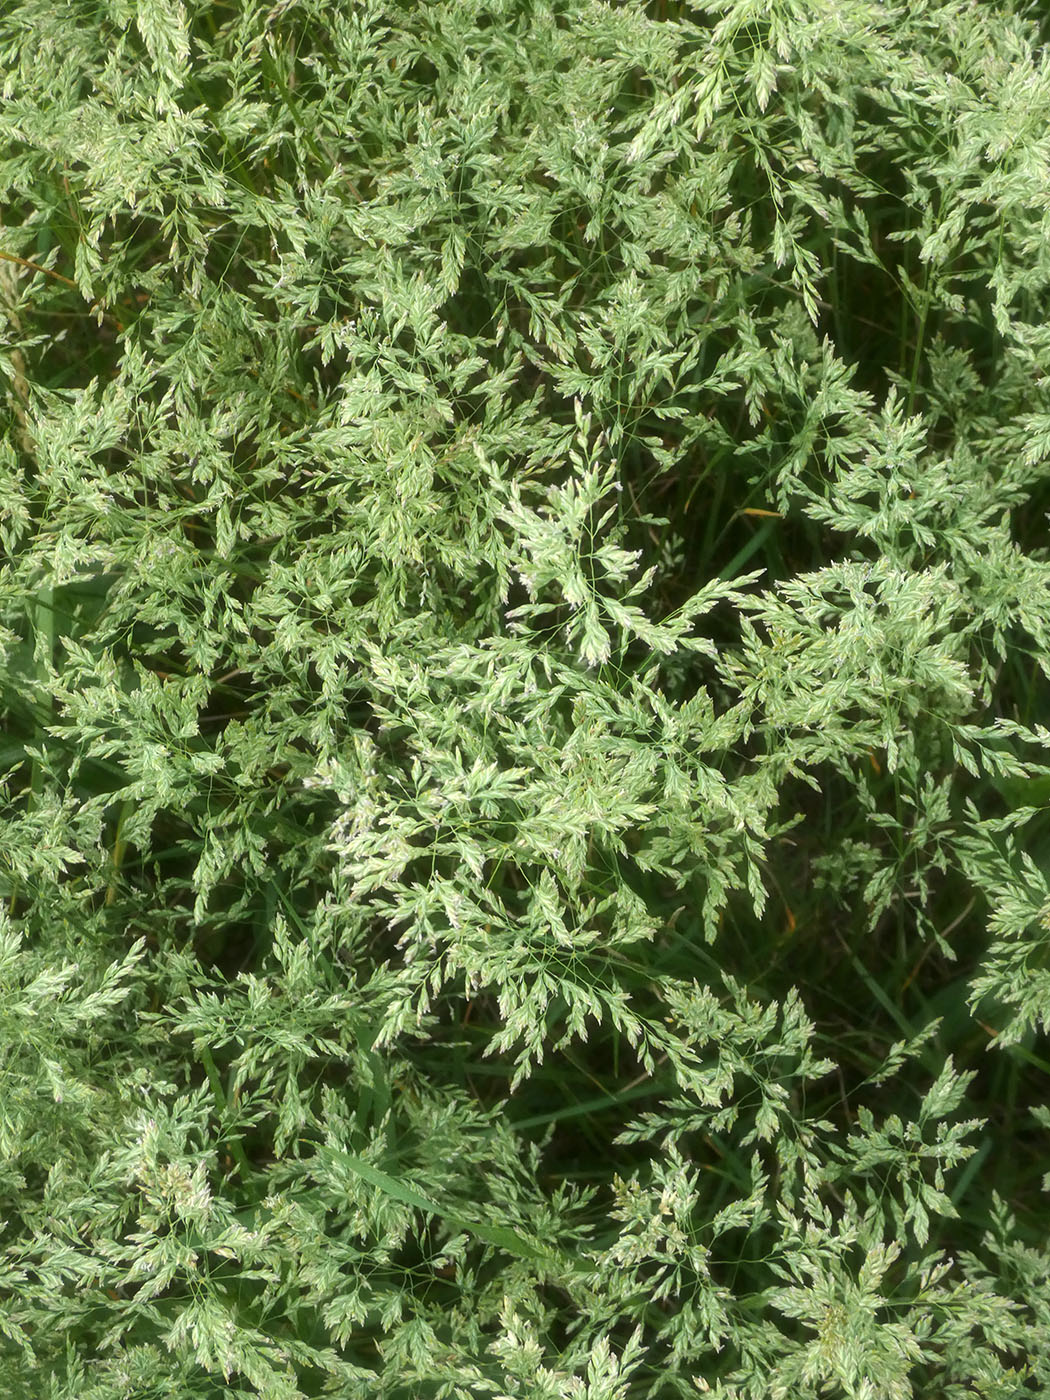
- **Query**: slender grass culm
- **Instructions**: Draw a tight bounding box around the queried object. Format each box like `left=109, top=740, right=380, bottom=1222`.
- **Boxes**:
left=2, top=0, right=1050, bottom=1396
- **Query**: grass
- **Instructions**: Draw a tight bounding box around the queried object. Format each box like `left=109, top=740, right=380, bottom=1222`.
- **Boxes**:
left=3, top=0, right=1050, bottom=1396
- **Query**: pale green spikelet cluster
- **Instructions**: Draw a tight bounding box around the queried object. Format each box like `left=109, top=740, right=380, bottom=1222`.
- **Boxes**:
left=2, top=0, right=1050, bottom=1396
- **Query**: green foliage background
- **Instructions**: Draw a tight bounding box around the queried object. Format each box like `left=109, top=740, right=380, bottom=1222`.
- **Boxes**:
left=2, top=0, right=1050, bottom=1394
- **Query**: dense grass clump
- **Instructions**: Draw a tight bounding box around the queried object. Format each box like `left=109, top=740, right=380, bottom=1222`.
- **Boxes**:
left=4, top=0, right=1050, bottom=1394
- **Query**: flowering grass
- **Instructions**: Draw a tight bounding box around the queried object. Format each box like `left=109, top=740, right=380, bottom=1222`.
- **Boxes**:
left=3, top=0, right=1050, bottom=1395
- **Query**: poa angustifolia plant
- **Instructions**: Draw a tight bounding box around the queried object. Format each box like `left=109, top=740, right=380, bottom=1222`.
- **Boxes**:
left=2, top=0, right=1050, bottom=1395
